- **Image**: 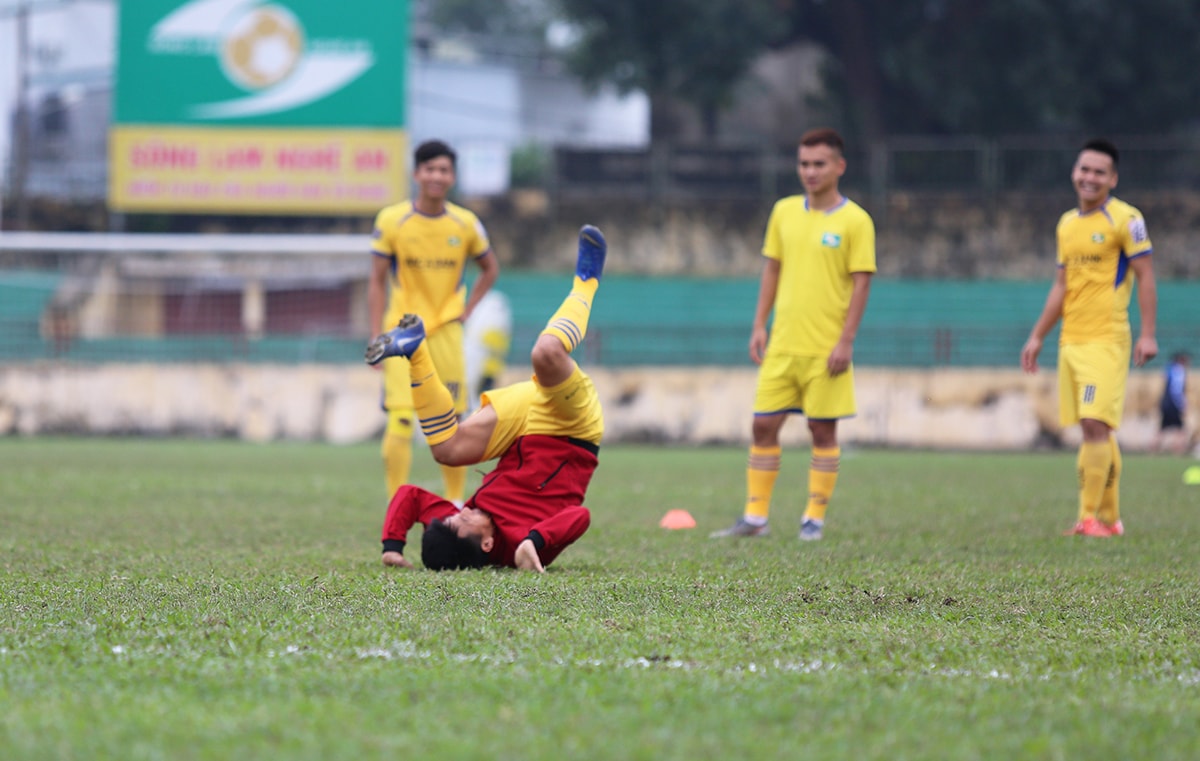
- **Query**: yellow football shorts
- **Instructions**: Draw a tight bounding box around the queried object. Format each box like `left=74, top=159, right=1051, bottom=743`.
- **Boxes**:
left=753, top=352, right=857, bottom=419
left=383, top=321, right=467, bottom=435
left=1057, top=340, right=1130, bottom=429
left=479, top=367, right=605, bottom=462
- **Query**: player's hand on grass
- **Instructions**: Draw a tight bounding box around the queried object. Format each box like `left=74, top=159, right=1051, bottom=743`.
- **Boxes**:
left=514, top=540, right=545, bottom=573
left=381, top=551, right=413, bottom=569
left=1020, top=336, right=1043, bottom=373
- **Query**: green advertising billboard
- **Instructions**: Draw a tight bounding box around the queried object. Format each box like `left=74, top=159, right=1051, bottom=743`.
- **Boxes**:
left=110, top=0, right=410, bottom=213
left=115, top=0, right=407, bottom=127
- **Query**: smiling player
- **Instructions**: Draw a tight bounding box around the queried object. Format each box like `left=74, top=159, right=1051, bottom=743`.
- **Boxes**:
left=1021, top=138, right=1158, bottom=537
left=367, top=140, right=501, bottom=506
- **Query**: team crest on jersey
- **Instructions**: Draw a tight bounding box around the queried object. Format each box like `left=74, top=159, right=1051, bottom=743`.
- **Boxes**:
left=821, top=232, right=842, bottom=248
left=1129, top=217, right=1148, bottom=243
left=448, top=236, right=462, bottom=247
left=1091, top=233, right=1105, bottom=243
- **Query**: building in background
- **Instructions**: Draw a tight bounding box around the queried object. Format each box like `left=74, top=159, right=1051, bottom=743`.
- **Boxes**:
left=0, top=0, right=648, bottom=213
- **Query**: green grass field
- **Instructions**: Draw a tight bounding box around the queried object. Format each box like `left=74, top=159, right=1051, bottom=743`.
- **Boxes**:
left=2, top=437, right=1199, bottom=760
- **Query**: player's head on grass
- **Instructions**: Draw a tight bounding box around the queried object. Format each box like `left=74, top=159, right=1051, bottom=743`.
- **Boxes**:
left=421, top=517, right=491, bottom=571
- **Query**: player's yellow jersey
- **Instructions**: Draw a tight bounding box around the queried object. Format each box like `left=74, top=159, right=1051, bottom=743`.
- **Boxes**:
left=1056, top=196, right=1152, bottom=345
left=763, top=195, right=876, bottom=355
left=370, top=200, right=492, bottom=333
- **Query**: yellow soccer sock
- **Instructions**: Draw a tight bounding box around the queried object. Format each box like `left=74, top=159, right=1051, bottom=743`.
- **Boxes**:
left=803, top=446, right=841, bottom=522
left=381, top=427, right=413, bottom=500
left=441, top=463, right=468, bottom=504
left=744, top=445, right=781, bottom=521
left=1077, top=440, right=1113, bottom=522
left=1097, top=435, right=1122, bottom=525
left=541, top=277, right=598, bottom=353
left=408, top=343, right=458, bottom=446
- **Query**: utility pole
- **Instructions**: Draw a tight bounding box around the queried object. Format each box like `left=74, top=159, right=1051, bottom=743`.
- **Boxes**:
left=11, top=0, right=32, bottom=229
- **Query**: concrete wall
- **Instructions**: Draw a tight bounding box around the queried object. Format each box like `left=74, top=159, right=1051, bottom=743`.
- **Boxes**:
left=473, top=191, right=1200, bottom=279
left=1, top=364, right=1191, bottom=453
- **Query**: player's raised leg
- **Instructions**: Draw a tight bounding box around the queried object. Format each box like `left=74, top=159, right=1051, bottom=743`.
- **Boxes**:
left=533, top=225, right=606, bottom=386
left=366, top=315, right=460, bottom=448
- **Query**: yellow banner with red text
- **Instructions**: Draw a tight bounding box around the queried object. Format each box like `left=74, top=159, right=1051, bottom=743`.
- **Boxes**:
left=109, top=126, right=407, bottom=214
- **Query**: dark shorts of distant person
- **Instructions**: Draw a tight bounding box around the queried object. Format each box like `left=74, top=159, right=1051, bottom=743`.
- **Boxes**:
left=1161, top=403, right=1184, bottom=430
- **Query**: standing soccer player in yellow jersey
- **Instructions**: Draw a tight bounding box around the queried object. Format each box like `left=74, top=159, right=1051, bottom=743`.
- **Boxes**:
left=712, top=128, right=876, bottom=541
left=1021, top=138, right=1158, bottom=538
left=367, top=140, right=501, bottom=504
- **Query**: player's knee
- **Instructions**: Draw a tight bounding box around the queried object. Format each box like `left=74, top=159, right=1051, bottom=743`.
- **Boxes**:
left=751, top=414, right=783, bottom=443
left=531, top=334, right=567, bottom=374
left=430, top=441, right=468, bottom=467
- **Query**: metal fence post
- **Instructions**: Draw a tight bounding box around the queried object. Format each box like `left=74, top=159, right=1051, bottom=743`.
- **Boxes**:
left=869, top=140, right=889, bottom=222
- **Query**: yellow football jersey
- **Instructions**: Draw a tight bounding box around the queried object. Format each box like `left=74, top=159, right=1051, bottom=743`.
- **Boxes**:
left=762, top=195, right=877, bottom=356
left=370, top=200, right=492, bottom=333
left=1056, top=197, right=1152, bottom=345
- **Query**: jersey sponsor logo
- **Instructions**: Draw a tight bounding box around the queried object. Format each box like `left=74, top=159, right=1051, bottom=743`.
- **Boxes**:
left=1082, top=384, right=1096, bottom=404
left=403, top=256, right=461, bottom=270
left=821, top=232, right=842, bottom=248
left=1129, top=217, right=1148, bottom=243
left=1067, top=254, right=1102, bottom=266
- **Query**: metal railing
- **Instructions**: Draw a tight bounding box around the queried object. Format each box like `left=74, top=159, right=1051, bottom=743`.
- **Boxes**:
left=551, top=135, right=1200, bottom=202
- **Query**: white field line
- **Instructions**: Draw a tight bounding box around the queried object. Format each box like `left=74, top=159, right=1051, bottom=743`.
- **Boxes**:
left=4, top=643, right=1198, bottom=684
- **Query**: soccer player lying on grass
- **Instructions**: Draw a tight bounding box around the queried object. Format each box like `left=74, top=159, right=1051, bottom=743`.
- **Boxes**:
left=364, top=225, right=607, bottom=573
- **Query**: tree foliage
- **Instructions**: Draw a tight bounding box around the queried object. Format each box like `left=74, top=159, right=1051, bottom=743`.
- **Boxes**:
left=554, top=0, right=784, bottom=137
left=424, top=0, right=1200, bottom=141
left=781, top=0, right=1200, bottom=139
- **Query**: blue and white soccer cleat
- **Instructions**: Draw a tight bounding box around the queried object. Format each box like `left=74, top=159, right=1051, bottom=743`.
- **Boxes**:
left=576, top=225, right=607, bottom=281
left=799, top=517, right=824, bottom=541
left=709, top=518, right=770, bottom=538
left=365, top=313, right=426, bottom=365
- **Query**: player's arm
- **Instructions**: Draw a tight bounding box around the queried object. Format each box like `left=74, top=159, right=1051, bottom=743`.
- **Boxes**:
left=828, top=271, right=873, bottom=376
left=367, top=255, right=391, bottom=340
left=514, top=507, right=592, bottom=573
left=380, top=490, right=457, bottom=568
left=750, top=258, right=780, bottom=364
left=463, top=250, right=500, bottom=323
left=1130, top=255, right=1158, bottom=367
left=1021, top=267, right=1066, bottom=373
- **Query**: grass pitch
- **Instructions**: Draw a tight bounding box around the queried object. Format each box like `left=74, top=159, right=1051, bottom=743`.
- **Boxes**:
left=2, top=437, right=1199, bottom=760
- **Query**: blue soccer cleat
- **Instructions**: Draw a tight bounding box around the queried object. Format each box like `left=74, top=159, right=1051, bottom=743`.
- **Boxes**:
left=709, top=517, right=770, bottom=538
left=365, top=313, right=426, bottom=365
left=576, top=225, right=607, bottom=281
left=799, top=517, right=824, bottom=541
